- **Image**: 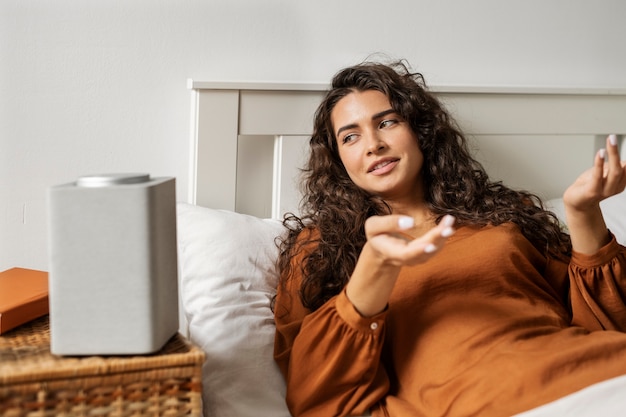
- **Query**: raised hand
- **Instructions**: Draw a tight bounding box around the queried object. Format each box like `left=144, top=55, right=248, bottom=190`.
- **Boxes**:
left=564, top=134, right=626, bottom=211
left=364, top=214, right=456, bottom=267
left=563, top=134, right=626, bottom=254
left=346, top=214, right=455, bottom=317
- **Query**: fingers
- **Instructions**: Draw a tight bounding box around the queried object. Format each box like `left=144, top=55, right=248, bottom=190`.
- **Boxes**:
left=605, top=134, right=621, bottom=173
left=365, top=214, right=456, bottom=266
left=364, top=214, right=414, bottom=238
left=365, top=214, right=455, bottom=240
left=601, top=134, right=626, bottom=195
left=422, top=215, right=456, bottom=253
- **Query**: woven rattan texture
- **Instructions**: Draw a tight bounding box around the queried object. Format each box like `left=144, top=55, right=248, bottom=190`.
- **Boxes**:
left=0, top=316, right=205, bottom=417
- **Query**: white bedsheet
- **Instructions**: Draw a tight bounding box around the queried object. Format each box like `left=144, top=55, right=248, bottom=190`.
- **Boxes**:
left=513, top=373, right=626, bottom=416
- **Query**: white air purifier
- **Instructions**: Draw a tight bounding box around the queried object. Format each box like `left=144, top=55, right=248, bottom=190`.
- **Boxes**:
left=48, top=173, right=178, bottom=355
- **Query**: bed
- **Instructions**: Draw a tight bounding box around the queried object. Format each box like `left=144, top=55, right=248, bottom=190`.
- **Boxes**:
left=177, top=81, right=626, bottom=417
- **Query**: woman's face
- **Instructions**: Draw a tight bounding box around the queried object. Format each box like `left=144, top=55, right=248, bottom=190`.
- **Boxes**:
left=331, top=89, right=425, bottom=204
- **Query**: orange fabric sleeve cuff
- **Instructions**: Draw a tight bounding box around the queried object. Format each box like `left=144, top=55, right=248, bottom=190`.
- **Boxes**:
left=335, top=289, right=387, bottom=335
left=571, top=232, right=621, bottom=268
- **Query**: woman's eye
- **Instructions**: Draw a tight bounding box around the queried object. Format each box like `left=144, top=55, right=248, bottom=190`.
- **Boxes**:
left=379, top=119, right=397, bottom=129
left=342, top=133, right=357, bottom=144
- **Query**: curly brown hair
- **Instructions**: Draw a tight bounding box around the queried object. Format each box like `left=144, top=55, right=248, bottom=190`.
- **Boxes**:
left=278, top=60, right=571, bottom=312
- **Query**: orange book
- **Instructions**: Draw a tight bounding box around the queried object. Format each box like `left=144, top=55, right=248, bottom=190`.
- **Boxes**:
left=0, top=267, right=49, bottom=334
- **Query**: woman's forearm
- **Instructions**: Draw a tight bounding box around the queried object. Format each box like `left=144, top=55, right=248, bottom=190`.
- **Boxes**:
left=565, top=204, right=611, bottom=255
left=346, top=242, right=402, bottom=317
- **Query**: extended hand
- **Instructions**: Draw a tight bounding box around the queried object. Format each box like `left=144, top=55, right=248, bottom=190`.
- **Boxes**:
left=564, top=134, right=626, bottom=211
left=346, top=214, right=456, bottom=317
left=563, top=134, right=625, bottom=254
left=364, top=214, right=456, bottom=267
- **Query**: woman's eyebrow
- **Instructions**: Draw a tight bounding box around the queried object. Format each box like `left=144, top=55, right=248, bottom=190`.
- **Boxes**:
left=336, top=123, right=358, bottom=137
left=336, top=109, right=397, bottom=137
left=372, top=109, right=396, bottom=120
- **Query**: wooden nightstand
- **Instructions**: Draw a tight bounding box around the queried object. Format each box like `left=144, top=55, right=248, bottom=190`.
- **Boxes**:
left=0, top=315, right=205, bottom=416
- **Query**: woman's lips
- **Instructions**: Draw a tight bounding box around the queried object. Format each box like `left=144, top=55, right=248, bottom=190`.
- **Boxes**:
left=368, top=158, right=399, bottom=175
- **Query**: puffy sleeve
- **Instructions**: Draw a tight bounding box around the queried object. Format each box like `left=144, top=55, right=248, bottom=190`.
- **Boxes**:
left=569, top=233, right=626, bottom=331
left=273, top=234, right=389, bottom=417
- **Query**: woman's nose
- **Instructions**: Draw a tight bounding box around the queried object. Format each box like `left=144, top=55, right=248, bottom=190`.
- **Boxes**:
left=366, top=132, right=386, bottom=155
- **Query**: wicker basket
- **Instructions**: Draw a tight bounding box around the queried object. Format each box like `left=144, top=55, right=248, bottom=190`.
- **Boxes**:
left=0, top=315, right=205, bottom=417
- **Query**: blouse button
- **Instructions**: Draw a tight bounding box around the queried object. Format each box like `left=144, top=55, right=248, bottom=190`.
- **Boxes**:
left=370, top=322, right=379, bottom=330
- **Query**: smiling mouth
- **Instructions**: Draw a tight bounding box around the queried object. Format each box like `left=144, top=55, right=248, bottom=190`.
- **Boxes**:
left=368, top=159, right=399, bottom=173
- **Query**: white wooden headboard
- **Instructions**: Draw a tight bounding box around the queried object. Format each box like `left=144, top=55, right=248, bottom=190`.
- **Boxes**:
left=188, top=81, right=626, bottom=219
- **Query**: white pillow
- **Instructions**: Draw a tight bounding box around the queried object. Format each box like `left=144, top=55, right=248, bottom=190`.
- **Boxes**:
left=546, top=192, right=626, bottom=246
left=176, top=203, right=290, bottom=417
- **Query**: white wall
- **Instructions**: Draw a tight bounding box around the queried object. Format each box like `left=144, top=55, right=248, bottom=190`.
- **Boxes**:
left=1, top=0, right=625, bottom=272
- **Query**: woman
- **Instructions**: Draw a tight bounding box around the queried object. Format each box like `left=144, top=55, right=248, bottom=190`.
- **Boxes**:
left=273, top=61, right=626, bottom=417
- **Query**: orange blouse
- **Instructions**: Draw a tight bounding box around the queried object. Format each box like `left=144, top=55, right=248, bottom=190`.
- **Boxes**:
left=273, top=223, right=626, bottom=417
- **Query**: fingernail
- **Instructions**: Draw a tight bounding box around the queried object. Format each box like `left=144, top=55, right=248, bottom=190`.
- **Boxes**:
left=441, top=227, right=455, bottom=238
left=598, top=148, right=606, bottom=160
left=442, top=215, right=456, bottom=227
left=609, top=134, right=617, bottom=146
left=424, top=243, right=437, bottom=253
left=398, top=216, right=414, bottom=230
